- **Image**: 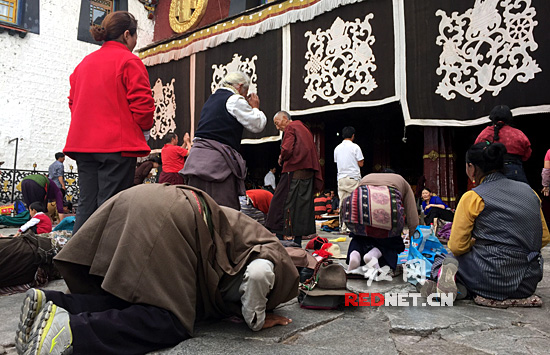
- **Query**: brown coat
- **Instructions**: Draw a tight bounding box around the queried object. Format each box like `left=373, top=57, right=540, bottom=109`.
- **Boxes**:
left=54, top=184, right=299, bottom=334
left=359, top=173, right=419, bottom=232
left=280, top=120, right=323, bottom=192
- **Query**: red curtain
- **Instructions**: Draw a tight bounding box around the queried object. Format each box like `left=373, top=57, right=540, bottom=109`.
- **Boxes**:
left=309, top=123, right=325, bottom=191
left=423, top=127, right=458, bottom=209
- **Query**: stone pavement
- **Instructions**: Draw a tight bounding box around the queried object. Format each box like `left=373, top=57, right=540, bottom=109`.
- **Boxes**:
left=1, top=226, right=550, bottom=355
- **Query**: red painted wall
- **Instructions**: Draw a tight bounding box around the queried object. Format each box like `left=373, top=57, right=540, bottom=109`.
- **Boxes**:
left=153, top=0, right=231, bottom=42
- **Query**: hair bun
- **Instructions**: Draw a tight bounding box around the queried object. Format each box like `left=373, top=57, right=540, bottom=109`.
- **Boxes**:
left=484, top=142, right=506, bottom=161
left=90, top=25, right=107, bottom=41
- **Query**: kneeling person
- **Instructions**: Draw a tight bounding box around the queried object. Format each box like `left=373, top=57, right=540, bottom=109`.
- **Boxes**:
left=346, top=172, right=419, bottom=271
left=15, top=184, right=299, bottom=355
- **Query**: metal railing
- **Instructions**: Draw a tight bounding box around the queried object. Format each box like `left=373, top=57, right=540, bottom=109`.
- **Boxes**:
left=0, top=168, right=79, bottom=204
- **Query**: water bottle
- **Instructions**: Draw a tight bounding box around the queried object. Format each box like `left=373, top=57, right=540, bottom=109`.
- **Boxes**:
left=430, top=223, right=434, bottom=236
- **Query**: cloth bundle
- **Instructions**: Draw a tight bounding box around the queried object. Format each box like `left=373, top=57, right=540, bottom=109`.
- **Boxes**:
left=341, top=185, right=405, bottom=236
left=320, top=219, right=339, bottom=232
left=0, top=210, right=31, bottom=227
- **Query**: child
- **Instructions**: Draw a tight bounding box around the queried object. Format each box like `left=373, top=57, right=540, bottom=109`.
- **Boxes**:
left=15, top=202, right=52, bottom=236
left=314, top=190, right=333, bottom=219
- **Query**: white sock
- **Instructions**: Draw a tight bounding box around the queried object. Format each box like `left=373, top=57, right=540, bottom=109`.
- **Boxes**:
left=348, top=250, right=362, bottom=271
left=363, top=247, right=382, bottom=269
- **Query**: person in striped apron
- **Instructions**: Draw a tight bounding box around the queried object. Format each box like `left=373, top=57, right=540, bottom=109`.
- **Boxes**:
left=423, top=142, right=549, bottom=301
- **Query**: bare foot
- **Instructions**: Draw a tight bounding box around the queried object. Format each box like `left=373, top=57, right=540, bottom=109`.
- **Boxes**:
left=262, top=314, right=292, bottom=329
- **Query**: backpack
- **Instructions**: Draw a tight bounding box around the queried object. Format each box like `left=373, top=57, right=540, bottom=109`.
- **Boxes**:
left=14, top=200, right=26, bottom=214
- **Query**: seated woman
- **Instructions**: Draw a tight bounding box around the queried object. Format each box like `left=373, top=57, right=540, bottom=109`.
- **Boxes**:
left=421, top=187, right=454, bottom=225
left=423, top=142, right=549, bottom=301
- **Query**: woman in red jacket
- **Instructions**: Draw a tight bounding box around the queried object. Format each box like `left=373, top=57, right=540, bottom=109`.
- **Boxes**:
left=64, top=11, right=154, bottom=233
left=474, top=105, right=531, bottom=184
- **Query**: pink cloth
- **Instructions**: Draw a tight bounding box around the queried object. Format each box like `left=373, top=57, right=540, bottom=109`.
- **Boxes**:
left=543, top=150, right=550, bottom=187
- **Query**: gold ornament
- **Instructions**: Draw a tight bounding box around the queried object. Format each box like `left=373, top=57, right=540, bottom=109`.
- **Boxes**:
left=169, top=0, right=209, bottom=34
left=422, top=150, right=455, bottom=161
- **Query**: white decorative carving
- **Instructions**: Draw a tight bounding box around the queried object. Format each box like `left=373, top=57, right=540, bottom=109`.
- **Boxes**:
left=151, top=78, right=177, bottom=140
left=303, top=15, right=378, bottom=104
left=211, top=54, right=258, bottom=94
left=435, top=0, right=541, bottom=102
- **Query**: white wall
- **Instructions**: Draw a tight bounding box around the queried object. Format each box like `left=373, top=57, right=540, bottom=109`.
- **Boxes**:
left=0, top=0, right=155, bottom=172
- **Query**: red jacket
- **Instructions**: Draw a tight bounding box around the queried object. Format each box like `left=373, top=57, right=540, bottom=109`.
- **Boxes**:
left=64, top=41, right=154, bottom=158
left=475, top=125, right=531, bottom=161
left=280, top=120, right=323, bottom=192
left=161, top=144, right=188, bottom=173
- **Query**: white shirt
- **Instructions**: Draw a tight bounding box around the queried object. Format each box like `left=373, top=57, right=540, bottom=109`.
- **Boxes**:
left=19, top=212, right=45, bottom=233
left=334, top=139, right=364, bottom=180
left=264, top=171, right=276, bottom=189
left=220, top=87, right=267, bottom=133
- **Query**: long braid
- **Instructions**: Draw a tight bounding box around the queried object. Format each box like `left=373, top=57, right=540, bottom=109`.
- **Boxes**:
left=493, top=121, right=504, bottom=142
left=489, top=105, right=512, bottom=142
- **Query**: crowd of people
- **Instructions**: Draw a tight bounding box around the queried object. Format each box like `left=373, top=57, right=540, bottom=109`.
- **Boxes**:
left=1, top=9, right=548, bottom=355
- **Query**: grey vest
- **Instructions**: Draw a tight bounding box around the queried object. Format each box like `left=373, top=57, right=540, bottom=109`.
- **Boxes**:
left=473, top=172, right=542, bottom=251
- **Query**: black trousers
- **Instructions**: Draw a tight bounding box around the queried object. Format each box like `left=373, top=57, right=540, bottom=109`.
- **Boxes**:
left=44, top=290, right=189, bottom=355
left=424, top=208, right=454, bottom=225
left=72, top=153, right=136, bottom=234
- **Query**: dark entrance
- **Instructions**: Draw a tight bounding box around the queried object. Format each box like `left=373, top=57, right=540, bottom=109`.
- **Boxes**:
left=301, top=102, right=424, bottom=191
left=240, top=108, right=548, bottom=198
left=241, top=102, right=425, bottom=192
